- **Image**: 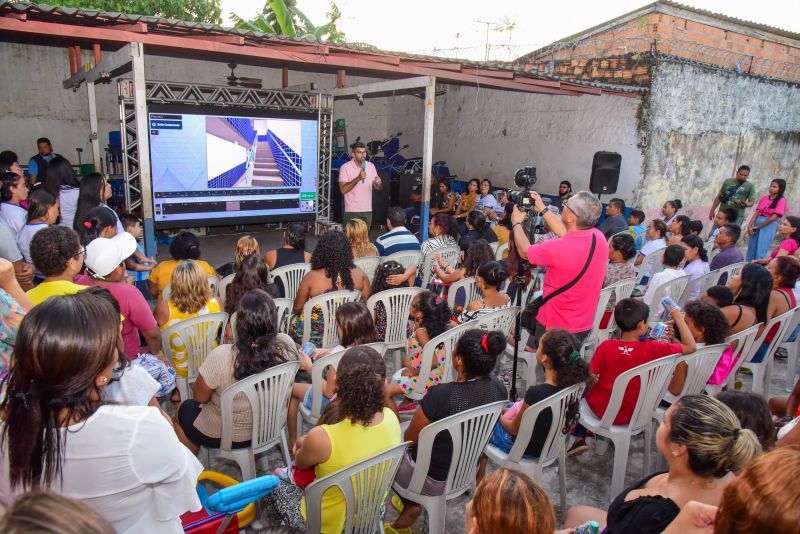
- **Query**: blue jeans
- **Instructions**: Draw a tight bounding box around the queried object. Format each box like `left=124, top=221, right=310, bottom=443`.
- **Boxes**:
left=489, top=422, right=516, bottom=453
left=747, top=216, right=778, bottom=261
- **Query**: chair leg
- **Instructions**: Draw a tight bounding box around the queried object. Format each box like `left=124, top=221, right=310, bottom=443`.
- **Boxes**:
left=177, top=379, right=189, bottom=402
left=426, top=496, right=447, bottom=534
left=236, top=449, right=257, bottom=481
left=751, top=366, right=764, bottom=395
left=609, top=435, right=631, bottom=498
left=787, top=343, right=798, bottom=392
left=296, top=411, right=304, bottom=440
left=558, top=451, right=567, bottom=522
left=643, top=423, right=653, bottom=476
left=280, top=428, right=292, bottom=467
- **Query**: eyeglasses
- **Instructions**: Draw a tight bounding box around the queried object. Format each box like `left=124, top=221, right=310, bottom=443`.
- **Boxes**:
left=563, top=203, right=575, bottom=216
left=77, top=247, right=86, bottom=257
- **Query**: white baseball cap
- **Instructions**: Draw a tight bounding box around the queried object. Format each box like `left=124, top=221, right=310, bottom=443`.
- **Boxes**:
left=84, top=232, right=138, bottom=278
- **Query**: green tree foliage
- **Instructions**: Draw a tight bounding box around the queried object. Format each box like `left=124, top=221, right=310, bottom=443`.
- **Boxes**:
left=56, top=0, right=222, bottom=24
left=231, top=0, right=345, bottom=43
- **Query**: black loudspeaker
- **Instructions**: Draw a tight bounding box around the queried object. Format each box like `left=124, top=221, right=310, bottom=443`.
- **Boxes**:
left=589, top=151, right=622, bottom=195
left=396, top=173, right=421, bottom=208
left=371, top=171, right=391, bottom=228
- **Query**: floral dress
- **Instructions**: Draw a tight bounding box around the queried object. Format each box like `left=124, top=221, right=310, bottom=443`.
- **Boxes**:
left=0, top=289, right=25, bottom=387
left=289, top=284, right=341, bottom=347
left=394, top=331, right=446, bottom=395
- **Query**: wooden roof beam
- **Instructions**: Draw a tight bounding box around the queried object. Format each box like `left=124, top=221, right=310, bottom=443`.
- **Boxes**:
left=182, top=34, right=244, bottom=45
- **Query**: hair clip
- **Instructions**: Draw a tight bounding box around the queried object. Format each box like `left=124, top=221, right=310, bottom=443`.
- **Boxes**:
left=569, top=351, right=582, bottom=363
left=250, top=342, right=258, bottom=349
left=481, top=333, right=489, bottom=352
left=83, top=221, right=92, bottom=229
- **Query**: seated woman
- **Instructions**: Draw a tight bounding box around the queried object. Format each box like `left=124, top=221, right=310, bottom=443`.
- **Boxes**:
left=753, top=215, right=800, bottom=265
left=289, top=230, right=370, bottom=346
left=459, top=210, right=497, bottom=252
left=287, top=301, right=375, bottom=447
left=215, top=235, right=259, bottom=278
left=0, top=169, right=28, bottom=233
left=371, top=260, right=407, bottom=342
left=289, top=346, right=401, bottom=533
left=634, top=219, right=667, bottom=284
left=345, top=217, right=378, bottom=258
left=154, top=260, right=222, bottom=383
left=667, top=215, right=692, bottom=245
left=492, top=203, right=514, bottom=252
left=716, top=390, right=775, bottom=451
left=475, top=179, right=498, bottom=224
left=680, top=235, right=710, bottom=302
left=387, top=330, right=508, bottom=532
left=175, top=289, right=298, bottom=454
left=601, top=233, right=637, bottom=327
left=429, top=178, right=456, bottom=217
left=748, top=255, right=800, bottom=364
left=454, top=178, right=479, bottom=225
left=73, top=172, right=123, bottom=235
left=77, top=205, right=117, bottom=247
left=16, top=190, right=59, bottom=265
left=385, top=291, right=451, bottom=407
left=264, top=221, right=312, bottom=270
left=468, top=469, right=556, bottom=534
left=0, top=291, right=203, bottom=533
left=389, top=212, right=461, bottom=288
left=459, top=261, right=511, bottom=322
left=224, top=254, right=279, bottom=316
left=565, top=395, right=761, bottom=533
left=483, top=329, right=588, bottom=472
left=148, top=232, right=216, bottom=299
left=432, top=238, right=493, bottom=310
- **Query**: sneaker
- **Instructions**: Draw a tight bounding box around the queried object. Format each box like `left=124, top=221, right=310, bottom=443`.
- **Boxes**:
left=390, top=495, right=404, bottom=513
left=740, top=368, right=753, bottom=375
left=397, top=402, right=418, bottom=413
left=567, top=438, right=589, bottom=457
left=384, top=524, right=414, bottom=534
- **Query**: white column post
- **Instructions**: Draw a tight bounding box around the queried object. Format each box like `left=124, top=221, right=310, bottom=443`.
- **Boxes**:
left=420, top=76, right=436, bottom=241
left=87, top=81, right=102, bottom=172
left=131, top=42, right=156, bottom=257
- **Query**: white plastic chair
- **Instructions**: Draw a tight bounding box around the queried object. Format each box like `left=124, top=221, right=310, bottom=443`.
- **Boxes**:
left=297, top=342, right=388, bottom=436
left=161, top=311, right=228, bottom=400
left=679, top=270, right=719, bottom=306
left=354, top=256, right=381, bottom=285
left=495, top=242, right=509, bottom=261
left=446, top=277, right=482, bottom=311
left=646, top=275, right=690, bottom=324
left=367, top=288, right=424, bottom=368
left=301, top=290, right=362, bottom=348
left=741, top=307, right=799, bottom=394
left=485, top=383, right=585, bottom=518
left=162, top=274, right=220, bottom=302
left=273, top=297, right=293, bottom=335
left=780, top=310, right=800, bottom=392
left=489, top=242, right=499, bottom=254
left=634, top=250, right=664, bottom=288
left=406, top=322, right=478, bottom=401
left=305, top=442, right=410, bottom=534
left=579, top=284, right=615, bottom=357
left=271, top=262, right=311, bottom=301
left=590, top=278, right=637, bottom=352
left=418, top=246, right=461, bottom=290
left=714, top=261, right=748, bottom=286
left=216, top=360, right=300, bottom=480
left=474, top=306, right=520, bottom=337
left=392, top=401, right=505, bottom=534
left=217, top=273, right=235, bottom=307
left=383, top=251, right=422, bottom=272
left=704, top=323, right=762, bottom=396
left=578, top=354, right=680, bottom=497
left=654, top=344, right=727, bottom=424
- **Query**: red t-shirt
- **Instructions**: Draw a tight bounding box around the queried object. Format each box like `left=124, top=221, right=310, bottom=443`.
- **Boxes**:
left=586, top=338, right=682, bottom=425
left=526, top=227, right=608, bottom=333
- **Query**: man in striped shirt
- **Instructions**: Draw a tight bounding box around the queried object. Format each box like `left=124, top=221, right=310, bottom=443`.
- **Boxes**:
left=374, top=206, right=421, bottom=256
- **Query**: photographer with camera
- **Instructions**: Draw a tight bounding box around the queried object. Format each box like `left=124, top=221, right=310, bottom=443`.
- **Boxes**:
left=709, top=165, right=755, bottom=224
left=511, top=190, right=608, bottom=345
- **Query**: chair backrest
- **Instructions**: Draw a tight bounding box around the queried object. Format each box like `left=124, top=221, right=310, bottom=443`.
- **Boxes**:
left=407, top=322, right=477, bottom=400
left=721, top=322, right=763, bottom=385
left=219, top=360, right=300, bottom=452
left=306, top=348, right=347, bottom=421
left=447, top=277, right=482, bottom=310
left=383, top=251, right=422, bottom=271
left=161, top=311, right=228, bottom=384
left=495, top=242, right=509, bottom=261
left=746, top=307, right=798, bottom=366
left=419, top=246, right=461, bottom=290
left=505, top=383, right=585, bottom=465
left=302, top=290, right=362, bottom=348
left=354, top=256, right=381, bottom=285
left=217, top=273, right=236, bottom=307
left=271, top=262, right=311, bottom=301
left=162, top=275, right=220, bottom=302
left=633, top=230, right=647, bottom=251
left=437, top=246, right=462, bottom=271
left=366, top=287, right=424, bottom=348
left=598, top=354, right=680, bottom=432
left=273, top=298, right=293, bottom=334
left=592, top=285, right=616, bottom=332
left=208, top=275, right=220, bottom=296
left=634, top=251, right=664, bottom=286
left=679, top=270, right=719, bottom=306
left=408, top=401, right=505, bottom=496
left=714, top=261, right=748, bottom=286
left=305, top=442, right=409, bottom=534
left=474, top=306, right=521, bottom=337
left=668, top=344, right=727, bottom=399
left=647, top=275, right=690, bottom=324
left=599, top=277, right=637, bottom=335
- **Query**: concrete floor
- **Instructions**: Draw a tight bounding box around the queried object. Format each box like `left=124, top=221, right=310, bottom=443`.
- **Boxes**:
left=182, top=228, right=787, bottom=533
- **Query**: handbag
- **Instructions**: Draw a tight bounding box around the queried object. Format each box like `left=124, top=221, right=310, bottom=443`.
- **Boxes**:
left=521, top=233, right=597, bottom=334
left=719, top=181, right=744, bottom=204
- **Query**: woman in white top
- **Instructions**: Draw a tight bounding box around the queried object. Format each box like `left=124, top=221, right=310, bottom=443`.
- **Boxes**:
left=635, top=219, right=668, bottom=282
left=0, top=171, right=28, bottom=234
left=476, top=179, right=499, bottom=225
left=73, top=173, right=124, bottom=235
left=388, top=212, right=461, bottom=287
left=660, top=199, right=683, bottom=227
left=40, top=156, right=81, bottom=230
left=16, top=190, right=59, bottom=264
left=0, top=291, right=202, bottom=534
left=460, top=260, right=511, bottom=322
left=680, top=235, right=710, bottom=302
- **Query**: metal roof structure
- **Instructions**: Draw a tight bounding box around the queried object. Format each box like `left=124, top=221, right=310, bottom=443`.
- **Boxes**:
left=0, top=1, right=642, bottom=97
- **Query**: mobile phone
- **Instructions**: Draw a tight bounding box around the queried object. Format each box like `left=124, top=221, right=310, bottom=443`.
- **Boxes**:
left=300, top=342, right=316, bottom=356
left=651, top=322, right=668, bottom=338
left=661, top=296, right=679, bottom=314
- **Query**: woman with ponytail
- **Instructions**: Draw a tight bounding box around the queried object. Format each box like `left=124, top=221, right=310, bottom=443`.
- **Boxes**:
left=485, top=329, right=589, bottom=462
left=460, top=260, right=511, bottom=323
left=0, top=291, right=203, bottom=533
left=387, top=329, right=508, bottom=534
left=566, top=394, right=761, bottom=533
left=175, top=288, right=299, bottom=454
left=76, top=205, right=117, bottom=246
left=680, top=234, right=710, bottom=302
left=459, top=210, right=497, bottom=252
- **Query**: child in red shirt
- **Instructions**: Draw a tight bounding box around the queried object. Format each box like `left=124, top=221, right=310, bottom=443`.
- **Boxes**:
left=570, top=298, right=696, bottom=455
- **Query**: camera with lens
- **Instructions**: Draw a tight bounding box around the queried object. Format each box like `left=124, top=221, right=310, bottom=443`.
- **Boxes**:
left=506, top=166, right=538, bottom=212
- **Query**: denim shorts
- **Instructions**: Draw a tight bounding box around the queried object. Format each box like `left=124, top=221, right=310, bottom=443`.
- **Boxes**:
left=303, top=386, right=330, bottom=412
left=488, top=422, right=515, bottom=453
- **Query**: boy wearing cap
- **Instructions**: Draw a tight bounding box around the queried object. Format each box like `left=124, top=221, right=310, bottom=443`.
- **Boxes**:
left=26, top=226, right=88, bottom=305
left=75, top=232, right=163, bottom=359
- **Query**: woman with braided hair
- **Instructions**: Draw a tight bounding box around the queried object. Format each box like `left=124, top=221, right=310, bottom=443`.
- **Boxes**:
left=174, top=289, right=299, bottom=454
left=0, top=291, right=203, bottom=533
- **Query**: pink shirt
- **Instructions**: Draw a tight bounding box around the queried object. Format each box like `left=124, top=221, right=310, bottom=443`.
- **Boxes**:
left=770, top=238, right=799, bottom=259
left=75, top=275, right=158, bottom=359
left=338, top=159, right=379, bottom=212
left=526, top=228, right=608, bottom=333
left=755, top=195, right=786, bottom=218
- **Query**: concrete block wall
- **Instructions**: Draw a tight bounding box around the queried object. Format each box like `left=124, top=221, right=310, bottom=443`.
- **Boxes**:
left=636, top=60, right=800, bottom=229
left=388, top=84, right=643, bottom=202
left=0, top=42, right=391, bottom=169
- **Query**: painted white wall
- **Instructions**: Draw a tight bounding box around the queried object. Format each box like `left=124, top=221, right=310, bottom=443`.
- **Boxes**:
left=388, top=85, right=643, bottom=201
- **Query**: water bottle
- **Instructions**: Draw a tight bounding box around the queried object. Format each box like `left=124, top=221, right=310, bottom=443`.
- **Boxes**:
left=651, top=322, right=668, bottom=339
left=574, top=520, right=600, bottom=534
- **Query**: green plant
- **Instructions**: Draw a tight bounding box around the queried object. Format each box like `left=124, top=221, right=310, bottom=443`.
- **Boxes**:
left=56, top=0, right=222, bottom=23
left=231, top=0, right=345, bottom=42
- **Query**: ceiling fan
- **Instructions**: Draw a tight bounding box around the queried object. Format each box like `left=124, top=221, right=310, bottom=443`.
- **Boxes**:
left=225, top=62, right=263, bottom=89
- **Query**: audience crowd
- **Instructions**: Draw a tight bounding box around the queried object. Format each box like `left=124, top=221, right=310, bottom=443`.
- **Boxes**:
left=0, top=151, right=798, bottom=534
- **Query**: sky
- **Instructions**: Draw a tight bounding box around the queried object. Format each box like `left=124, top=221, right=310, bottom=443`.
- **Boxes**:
left=219, top=0, right=800, bottom=61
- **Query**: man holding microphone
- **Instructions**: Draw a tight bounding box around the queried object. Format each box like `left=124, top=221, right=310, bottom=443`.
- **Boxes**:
left=339, top=141, right=382, bottom=229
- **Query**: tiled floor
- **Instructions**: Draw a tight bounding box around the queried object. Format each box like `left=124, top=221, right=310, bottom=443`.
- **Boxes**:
left=180, top=228, right=787, bottom=533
